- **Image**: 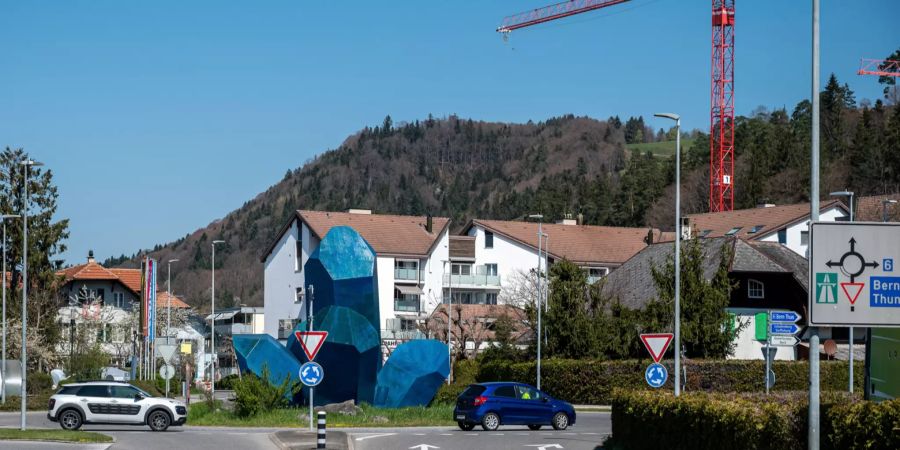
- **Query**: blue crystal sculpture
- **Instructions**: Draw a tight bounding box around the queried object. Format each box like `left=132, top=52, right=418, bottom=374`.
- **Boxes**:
left=232, top=333, right=303, bottom=403
left=374, top=339, right=450, bottom=408
left=290, top=306, right=381, bottom=405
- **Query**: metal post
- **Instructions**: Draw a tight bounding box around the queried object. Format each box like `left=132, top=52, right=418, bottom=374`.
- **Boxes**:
left=848, top=197, right=854, bottom=394
left=316, top=410, right=326, bottom=449
left=211, top=240, right=224, bottom=399
left=20, top=161, right=39, bottom=431
left=809, top=1, right=821, bottom=448
left=1, top=217, right=9, bottom=405
left=446, top=261, right=453, bottom=383
left=536, top=220, right=543, bottom=391
left=308, top=284, right=314, bottom=431
left=166, top=259, right=176, bottom=398
left=675, top=118, right=682, bottom=397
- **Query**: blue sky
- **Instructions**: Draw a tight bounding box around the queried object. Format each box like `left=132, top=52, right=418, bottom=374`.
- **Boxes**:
left=0, top=0, right=896, bottom=265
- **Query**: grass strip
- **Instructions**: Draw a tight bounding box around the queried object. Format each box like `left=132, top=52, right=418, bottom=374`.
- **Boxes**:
left=0, top=428, right=113, bottom=443
left=188, top=402, right=455, bottom=428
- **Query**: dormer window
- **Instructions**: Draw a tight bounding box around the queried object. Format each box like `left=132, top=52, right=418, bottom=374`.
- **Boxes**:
left=748, top=279, right=764, bottom=299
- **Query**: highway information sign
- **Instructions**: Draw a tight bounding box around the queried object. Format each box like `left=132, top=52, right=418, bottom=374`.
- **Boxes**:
left=810, top=222, right=900, bottom=327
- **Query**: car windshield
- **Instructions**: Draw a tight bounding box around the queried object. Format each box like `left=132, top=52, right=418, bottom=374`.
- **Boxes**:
left=460, top=385, right=486, bottom=397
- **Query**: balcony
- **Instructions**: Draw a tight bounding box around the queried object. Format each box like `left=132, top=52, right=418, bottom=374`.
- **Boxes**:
left=443, top=273, right=501, bottom=287
left=394, top=267, right=424, bottom=282
left=394, top=298, right=420, bottom=313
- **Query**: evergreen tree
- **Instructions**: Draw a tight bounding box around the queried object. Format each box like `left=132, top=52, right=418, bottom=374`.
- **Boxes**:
left=544, top=260, right=599, bottom=359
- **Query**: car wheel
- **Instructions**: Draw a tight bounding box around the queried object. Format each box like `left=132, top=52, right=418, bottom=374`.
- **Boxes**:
left=58, top=409, right=83, bottom=431
left=458, top=421, right=475, bottom=431
left=528, top=424, right=542, bottom=430
left=148, top=410, right=171, bottom=432
left=551, top=412, right=569, bottom=430
left=481, top=412, right=500, bottom=431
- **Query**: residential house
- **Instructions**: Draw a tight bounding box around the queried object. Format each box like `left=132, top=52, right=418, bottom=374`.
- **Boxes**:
left=855, top=194, right=900, bottom=222
left=601, top=236, right=855, bottom=361
left=261, top=209, right=451, bottom=345
left=425, top=303, right=531, bottom=358
left=206, top=306, right=264, bottom=377
left=684, top=200, right=849, bottom=257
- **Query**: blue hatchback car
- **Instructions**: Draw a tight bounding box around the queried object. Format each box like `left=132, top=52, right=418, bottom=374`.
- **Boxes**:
left=453, top=382, right=576, bottom=431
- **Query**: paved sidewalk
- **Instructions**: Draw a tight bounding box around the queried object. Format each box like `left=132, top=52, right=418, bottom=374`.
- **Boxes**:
left=270, top=429, right=350, bottom=450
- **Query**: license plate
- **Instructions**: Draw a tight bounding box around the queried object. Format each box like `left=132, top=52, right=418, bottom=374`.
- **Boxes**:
left=455, top=414, right=466, bottom=420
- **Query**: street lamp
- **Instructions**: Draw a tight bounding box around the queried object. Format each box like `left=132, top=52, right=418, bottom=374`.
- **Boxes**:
left=882, top=199, right=897, bottom=222
left=165, top=258, right=179, bottom=398
left=210, top=240, right=225, bottom=399
left=527, top=214, right=545, bottom=391
left=19, top=159, right=42, bottom=430
left=442, top=259, right=452, bottom=384
left=830, top=190, right=854, bottom=394
left=654, top=112, right=682, bottom=396
left=0, top=214, right=20, bottom=405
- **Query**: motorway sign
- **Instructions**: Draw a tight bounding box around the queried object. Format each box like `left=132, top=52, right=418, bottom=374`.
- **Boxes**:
left=768, top=335, right=799, bottom=347
left=639, top=333, right=673, bottom=363
left=644, top=363, right=668, bottom=388
left=769, top=311, right=801, bottom=323
left=295, top=331, right=328, bottom=361
left=299, top=361, right=324, bottom=387
left=769, top=323, right=801, bottom=335
left=810, top=222, right=900, bottom=326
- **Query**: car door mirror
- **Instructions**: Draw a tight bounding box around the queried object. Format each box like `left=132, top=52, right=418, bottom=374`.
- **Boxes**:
left=134, top=393, right=144, bottom=401
left=541, top=397, right=549, bottom=403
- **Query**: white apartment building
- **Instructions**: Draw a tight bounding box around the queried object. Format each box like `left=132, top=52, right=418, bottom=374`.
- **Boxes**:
left=261, top=209, right=450, bottom=345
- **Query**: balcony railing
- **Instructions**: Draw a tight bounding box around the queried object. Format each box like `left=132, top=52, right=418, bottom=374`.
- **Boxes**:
left=443, top=273, right=501, bottom=287
left=380, top=329, right=426, bottom=340
left=394, top=299, right=420, bottom=313
left=394, top=268, right=423, bottom=281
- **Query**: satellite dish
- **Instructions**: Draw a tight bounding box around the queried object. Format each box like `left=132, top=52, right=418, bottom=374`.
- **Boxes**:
left=823, top=339, right=837, bottom=360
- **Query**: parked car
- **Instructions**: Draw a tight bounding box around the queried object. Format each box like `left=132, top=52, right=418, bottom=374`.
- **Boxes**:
left=47, top=381, right=187, bottom=431
left=453, top=382, right=576, bottom=431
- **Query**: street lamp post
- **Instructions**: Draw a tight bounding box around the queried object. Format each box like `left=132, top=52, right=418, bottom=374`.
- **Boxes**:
left=654, top=113, right=681, bottom=396
left=0, top=214, right=20, bottom=405
left=830, top=190, right=855, bottom=393
left=165, top=258, right=179, bottom=398
left=527, top=214, right=544, bottom=391
left=210, top=240, right=225, bottom=400
left=442, top=259, right=453, bottom=384
left=19, top=159, right=42, bottom=430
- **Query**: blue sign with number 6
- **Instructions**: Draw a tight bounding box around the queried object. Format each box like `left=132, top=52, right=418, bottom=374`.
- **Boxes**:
left=885, top=258, right=894, bottom=272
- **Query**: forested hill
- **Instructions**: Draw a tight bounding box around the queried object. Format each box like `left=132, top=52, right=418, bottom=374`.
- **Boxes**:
left=108, top=74, right=900, bottom=309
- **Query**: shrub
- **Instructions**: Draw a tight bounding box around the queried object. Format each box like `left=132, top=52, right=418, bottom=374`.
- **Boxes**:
left=232, top=366, right=292, bottom=417
left=130, top=380, right=164, bottom=397
left=217, top=374, right=241, bottom=390
left=27, top=372, right=53, bottom=394
left=478, top=359, right=862, bottom=405
left=609, top=390, right=900, bottom=450
left=431, top=360, right=479, bottom=405
left=68, top=344, right=109, bottom=381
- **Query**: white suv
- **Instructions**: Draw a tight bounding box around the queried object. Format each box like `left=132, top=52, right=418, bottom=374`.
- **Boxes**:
left=47, top=381, right=187, bottom=431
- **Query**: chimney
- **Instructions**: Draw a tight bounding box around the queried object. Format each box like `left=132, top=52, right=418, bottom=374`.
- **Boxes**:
left=347, top=209, right=372, bottom=215
left=756, top=203, right=776, bottom=208
left=426, top=214, right=433, bottom=233
left=576, top=213, right=584, bottom=225
left=556, top=213, right=577, bottom=226
left=87, top=250, right=95, bottom=264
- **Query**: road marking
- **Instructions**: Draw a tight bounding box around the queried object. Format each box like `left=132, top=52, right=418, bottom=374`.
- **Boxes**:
left=490, top=433, right=505, bottom=436
left=466, top=433, right=478, bottom=436
left=355, top=433, right=397, bottom=441
left=440, top=433, right=452, bottom=436
left=581, top=432, right=599, bottom=435
left=414, top=433, right=426, bottom=436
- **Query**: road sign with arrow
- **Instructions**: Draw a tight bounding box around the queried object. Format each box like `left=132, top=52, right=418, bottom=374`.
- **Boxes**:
left=810, top=222, right=900, bottom=327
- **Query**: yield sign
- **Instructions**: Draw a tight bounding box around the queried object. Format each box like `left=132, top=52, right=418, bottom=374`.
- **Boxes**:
left=640, top=333, right=673, bottom=363
left=840, top=282, right=865, bottom=305
left=295, top=331, right=328, bottom=361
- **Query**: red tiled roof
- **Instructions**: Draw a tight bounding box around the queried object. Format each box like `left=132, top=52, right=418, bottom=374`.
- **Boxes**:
left=156, top=291, right=190, bottom=309
left=856, top=194, right=900, bottom=222
left=468, top=219, right=655, bottom=266
left=299, top=210, right=450, bottom=257
left=57, top=263, right=142, bottom=296
left=685, top=200, right=847, bottom=240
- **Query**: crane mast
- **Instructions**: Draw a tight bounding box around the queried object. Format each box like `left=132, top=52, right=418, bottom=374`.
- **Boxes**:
left=710, top=1, right=735, bottom=212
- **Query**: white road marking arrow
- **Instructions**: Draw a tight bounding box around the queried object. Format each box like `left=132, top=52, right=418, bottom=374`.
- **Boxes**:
left=409, top=445, right=440, bottom=450
left=354, top=433, right=396, bottom=441
left=525, top=444, right=563, bottom=450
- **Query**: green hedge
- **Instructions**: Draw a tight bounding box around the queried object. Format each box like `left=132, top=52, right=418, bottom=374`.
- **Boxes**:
left=431, top=360, right=479, bottom=405
left=478, top=359, right=862, bottom=405
left=609, top=390, right=900, bottom=450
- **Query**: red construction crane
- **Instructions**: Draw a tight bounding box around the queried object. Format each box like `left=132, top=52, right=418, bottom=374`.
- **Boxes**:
left=497, top=0, right=737, bottom=213
left=858, top=58, right=900, bottom=77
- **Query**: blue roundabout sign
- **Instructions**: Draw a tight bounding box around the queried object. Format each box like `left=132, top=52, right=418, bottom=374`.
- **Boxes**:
left=644, top=362, right=668, bottom=388
left=299, top=361, right=324, bottom=387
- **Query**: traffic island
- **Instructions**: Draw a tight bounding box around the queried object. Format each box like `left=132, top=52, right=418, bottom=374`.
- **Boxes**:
left=0, top=428, right=114, bottom=444
left=270, top=429, right=350, bottom=450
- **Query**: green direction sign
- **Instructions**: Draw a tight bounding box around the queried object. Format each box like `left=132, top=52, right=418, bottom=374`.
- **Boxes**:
left=815, top=272, right=838, bottom=304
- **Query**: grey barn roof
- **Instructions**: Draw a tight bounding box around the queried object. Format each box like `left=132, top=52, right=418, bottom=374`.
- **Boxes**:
left=601, top=237, right=809, bottom=310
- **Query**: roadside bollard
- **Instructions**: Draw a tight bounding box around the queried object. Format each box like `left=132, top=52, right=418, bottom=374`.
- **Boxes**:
left=317, top=411, right=326, bottom=449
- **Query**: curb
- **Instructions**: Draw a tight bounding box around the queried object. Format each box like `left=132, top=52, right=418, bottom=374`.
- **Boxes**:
left=270, top=429, right=351, bottom=450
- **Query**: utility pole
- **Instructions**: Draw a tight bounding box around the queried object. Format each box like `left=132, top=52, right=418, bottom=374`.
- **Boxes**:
left=528, top=214, right=544, bottom=391
left=20, top=159, right=42, bottom=431
left=1, top=214, right=19, bottom=405
left=210, top=240, right=225, bottom=400
left=809, top=1, right=821, bottom=448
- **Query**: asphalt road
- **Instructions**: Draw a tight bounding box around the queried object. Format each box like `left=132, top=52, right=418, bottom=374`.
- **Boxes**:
left=348, top=411, right=611, bottom=450
left=0, top=412, right=278, bottom=450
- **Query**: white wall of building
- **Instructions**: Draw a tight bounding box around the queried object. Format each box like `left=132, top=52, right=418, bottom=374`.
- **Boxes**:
left=422, top=230, right=450, bottom=316
left=758, top=205, right=846, bottom=256
left=263, top=219, right=307, bottom=341
left=375, top=256, right=395, bottom=331
left=467, top=225, right=546, bottom=303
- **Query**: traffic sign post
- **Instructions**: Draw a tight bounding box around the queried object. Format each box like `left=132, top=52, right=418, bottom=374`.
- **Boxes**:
left=762, top=310, right=801, bottom=394
left=295, top=330, right=328, bottom=431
